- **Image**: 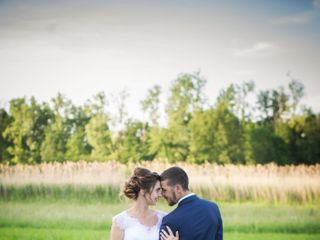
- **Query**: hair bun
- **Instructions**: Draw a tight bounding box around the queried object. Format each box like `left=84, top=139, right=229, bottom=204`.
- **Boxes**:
left=123, top=176, right=141, bottom=200
left=123, top=167, right=160, bottom=200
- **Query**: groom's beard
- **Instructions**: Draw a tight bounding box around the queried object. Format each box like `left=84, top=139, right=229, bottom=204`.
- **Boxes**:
left=167, top=190, right=178, bottom=206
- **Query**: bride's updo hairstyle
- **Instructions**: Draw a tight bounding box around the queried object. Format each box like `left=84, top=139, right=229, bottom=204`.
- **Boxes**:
left=123, top=167, right=160, bottom=200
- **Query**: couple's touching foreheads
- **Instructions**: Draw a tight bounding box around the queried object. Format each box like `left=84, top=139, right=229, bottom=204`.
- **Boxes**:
left=111, top=166, right=223, bottom=240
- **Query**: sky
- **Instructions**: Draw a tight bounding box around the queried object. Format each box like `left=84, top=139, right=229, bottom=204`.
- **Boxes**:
left=0, top=0, right=320, bottom=122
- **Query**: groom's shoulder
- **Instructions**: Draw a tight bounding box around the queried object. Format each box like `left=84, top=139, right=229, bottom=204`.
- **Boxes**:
left=162, top=208, right=180, bottom=222
left=198, top=197, right=220, bottom=209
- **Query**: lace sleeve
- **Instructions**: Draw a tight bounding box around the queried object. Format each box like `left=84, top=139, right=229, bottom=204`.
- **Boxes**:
left=112, top=212, right=127, bottom=230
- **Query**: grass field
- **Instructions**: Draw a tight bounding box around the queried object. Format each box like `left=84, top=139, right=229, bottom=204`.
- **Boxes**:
left=1, top=162, right=320, bottom=204
left=0, top=200, right=319, bottom=240
left=1, top=162, right=319, bottom=239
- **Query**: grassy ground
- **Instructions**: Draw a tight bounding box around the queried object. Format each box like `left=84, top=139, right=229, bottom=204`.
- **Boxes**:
left=2, top=162, right=320, bottom=204
left=0, top=200, right=319, bottom=240
left=1, top=228, right=319, bottom=240
left=1, top=163, right=319, bottom=239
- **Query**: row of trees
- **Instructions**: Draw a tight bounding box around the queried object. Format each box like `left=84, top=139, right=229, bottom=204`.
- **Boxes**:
left=0, top=72, right=319, bottom=165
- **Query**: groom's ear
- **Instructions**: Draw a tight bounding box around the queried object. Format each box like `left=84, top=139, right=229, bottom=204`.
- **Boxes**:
left=175, top=184, right=183, bottom=194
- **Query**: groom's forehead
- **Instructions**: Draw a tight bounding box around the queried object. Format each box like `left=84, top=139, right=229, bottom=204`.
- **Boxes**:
left=160, top=179, right=171, bottom=188
left=160, top=179, right=168, bottom=186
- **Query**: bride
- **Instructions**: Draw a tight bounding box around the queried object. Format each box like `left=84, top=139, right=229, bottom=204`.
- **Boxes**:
left=111, top=167, right=178, bottom=240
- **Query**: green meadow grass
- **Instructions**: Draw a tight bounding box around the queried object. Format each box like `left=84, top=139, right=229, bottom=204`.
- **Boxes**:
left=0, top=184, right=121, bottom=203
left=1, top=163, right=319, bottom=239
left=1, top=183, right=319, bottom=205
left=1, top=228, right=319, bottom=240
left=0, top=200, right=319, bottom=240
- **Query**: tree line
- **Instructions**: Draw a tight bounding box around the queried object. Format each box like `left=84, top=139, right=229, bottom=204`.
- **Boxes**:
left=0, top=72, right=319, bottom=165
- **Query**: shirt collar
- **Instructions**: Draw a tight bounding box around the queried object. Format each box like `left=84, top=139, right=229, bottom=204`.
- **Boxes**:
left=177, top=193, right=196, bottom=205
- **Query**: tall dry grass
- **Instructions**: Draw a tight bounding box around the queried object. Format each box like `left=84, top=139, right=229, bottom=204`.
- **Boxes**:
left=0, top=161, right=319, bottom=204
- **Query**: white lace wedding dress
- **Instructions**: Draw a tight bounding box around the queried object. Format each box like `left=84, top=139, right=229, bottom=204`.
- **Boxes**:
left=112, top=210, right=166, bottom=240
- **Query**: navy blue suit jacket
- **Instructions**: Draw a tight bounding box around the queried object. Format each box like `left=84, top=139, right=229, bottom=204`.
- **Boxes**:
left=160, top=195, right=223, bottom=240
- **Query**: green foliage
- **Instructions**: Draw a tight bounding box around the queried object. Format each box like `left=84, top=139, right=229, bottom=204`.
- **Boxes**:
left=288, top=77, right=305, bottom=115
left=66, top=127, right=91, bottom=161
left=189, top=104, right=242, bottom=164
left=40, top=94, right=71, bottom=163
left=0, top=108, right=12, bottom=163
left=188, top=86, right=243, bottom=164
left=41, top=116, right=68, bottom=162
left=141, top=85, right=162, bottom=126
left=300, top=113, right=320, bottom=164
left=0, top=72, right=319, bottom=165
left=276, top=114, right=320, bottom=165
left=163, top=72, right=207, bottom=162
left=166, top=72, right=206, bottom=125
left=257, top=88, right=289, bottom=127
left=85, top=114, right=112, bottom=160
left=249, top=125, right=288, bottom=164
left=114, top=120, right=154, bottom=163
left=3, top=98, right=52, bottom=164
left=65, top=106, right=92, bottom=161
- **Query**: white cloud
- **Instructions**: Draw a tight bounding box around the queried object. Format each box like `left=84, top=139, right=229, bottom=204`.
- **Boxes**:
left=234, top=42, right=274, bottom=57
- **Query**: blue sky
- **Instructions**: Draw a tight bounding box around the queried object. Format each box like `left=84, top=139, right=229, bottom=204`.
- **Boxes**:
left=0, top=0, right=319, bottom=121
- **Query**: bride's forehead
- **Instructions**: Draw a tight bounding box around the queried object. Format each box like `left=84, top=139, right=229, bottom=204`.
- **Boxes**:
left=154, top=181, right=161, bottom=187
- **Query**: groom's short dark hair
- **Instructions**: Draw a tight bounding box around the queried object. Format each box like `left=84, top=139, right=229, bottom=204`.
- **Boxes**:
left=160, top=166, right=189, bottom=191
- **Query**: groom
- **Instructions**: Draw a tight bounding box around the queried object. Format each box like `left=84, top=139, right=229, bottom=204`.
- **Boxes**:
left=159, top=166, right=223, bottom=240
